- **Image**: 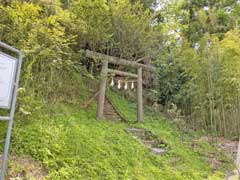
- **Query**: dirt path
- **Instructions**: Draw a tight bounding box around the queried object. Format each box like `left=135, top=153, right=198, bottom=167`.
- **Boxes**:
left=218, top=138, right=239, bottom=180
left=196, top=136, right=239, bottom=179
left=0, top=155, right=47, bottom=180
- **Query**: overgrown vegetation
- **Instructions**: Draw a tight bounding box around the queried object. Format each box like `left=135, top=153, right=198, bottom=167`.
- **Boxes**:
left=153, top=0, right=240, bottom=137
left=0, top=91, right=233, bottom=179
left=1, top=0, right=240, bottom=136
left=0, top=0, right=240, bottom=179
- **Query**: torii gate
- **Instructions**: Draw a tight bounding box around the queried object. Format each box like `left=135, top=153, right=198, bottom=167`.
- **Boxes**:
left=85, top=50, right=155, bottom=122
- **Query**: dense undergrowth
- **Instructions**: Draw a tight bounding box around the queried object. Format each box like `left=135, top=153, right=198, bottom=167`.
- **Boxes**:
left=0, top=0, right=238, bottom=179
left=0, top=89, right=234, bottom=179
left=1, top=0, right=240, bottom=137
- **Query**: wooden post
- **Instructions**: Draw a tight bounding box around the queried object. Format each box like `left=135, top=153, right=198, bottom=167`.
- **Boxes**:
left=137, top=68, right=143, bottom=122
left=97, top=60, right=108, bottom=120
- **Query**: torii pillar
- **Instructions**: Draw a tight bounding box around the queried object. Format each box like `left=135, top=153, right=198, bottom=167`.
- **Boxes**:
left=96, top=60, right=108, bottom=120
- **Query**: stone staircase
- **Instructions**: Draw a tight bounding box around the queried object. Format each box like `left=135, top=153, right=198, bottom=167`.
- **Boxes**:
left=125, top=128, right=169, bottom=155
left=82, top=91, right=168, bottom=156
left=103, top=98, right=123, bottom=122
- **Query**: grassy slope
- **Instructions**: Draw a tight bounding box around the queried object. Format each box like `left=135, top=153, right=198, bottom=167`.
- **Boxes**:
left=0, top=90, right=233, bottom=179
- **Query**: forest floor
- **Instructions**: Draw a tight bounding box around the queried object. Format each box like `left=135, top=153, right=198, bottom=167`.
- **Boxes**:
left=0, top=154, right=47, bottom=179
left=199, top=137, right=239, bottom=180
left=0, top=90, right=236, bottom=179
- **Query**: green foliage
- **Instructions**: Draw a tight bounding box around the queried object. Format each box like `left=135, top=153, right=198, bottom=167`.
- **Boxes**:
left=0, top=0, right=238, bottom=178
left=70, top=0, right=112, bottom=51
left=0, top=93, right=232, bottom=179
left=0, top=0, right=161, bottom=112
left=70, top=0, right=160, bottom=59
left=152, top=0, right=240, bottom=136
left=180, top=0, right=240, bottom=42
left=0, top=1, right=81, bottom=100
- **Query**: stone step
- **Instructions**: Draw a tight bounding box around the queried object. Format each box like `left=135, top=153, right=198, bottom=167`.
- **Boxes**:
left=125, top=127, right=169, bottom=156
left=142, top=140, right=155, bottom=145
left=151, top=147, right=168, bottom=155
left=103, top=98, right=123, bottom=122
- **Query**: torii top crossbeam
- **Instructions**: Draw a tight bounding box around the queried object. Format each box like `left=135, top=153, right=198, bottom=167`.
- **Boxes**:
left=85, top=50, right=156, bottom=72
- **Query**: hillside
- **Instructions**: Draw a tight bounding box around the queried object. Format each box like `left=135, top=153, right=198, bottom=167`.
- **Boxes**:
left=1, top=0, right=240, bottom=179
left=0, top=83, right=235, bottom=179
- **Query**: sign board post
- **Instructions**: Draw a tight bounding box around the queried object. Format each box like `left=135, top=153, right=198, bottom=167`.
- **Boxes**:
left=0, top=42, right=22, bottom=180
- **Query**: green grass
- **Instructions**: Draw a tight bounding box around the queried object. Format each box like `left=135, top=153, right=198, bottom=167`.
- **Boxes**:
left=0, top=91, right=233, bottom=179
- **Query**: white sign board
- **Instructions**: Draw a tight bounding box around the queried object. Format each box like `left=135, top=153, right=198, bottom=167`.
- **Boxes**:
left=0, top=53, right=17, bottom=109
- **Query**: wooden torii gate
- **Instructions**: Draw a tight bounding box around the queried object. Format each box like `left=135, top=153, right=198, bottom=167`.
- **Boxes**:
left=85, top=50, right=155, bottom=122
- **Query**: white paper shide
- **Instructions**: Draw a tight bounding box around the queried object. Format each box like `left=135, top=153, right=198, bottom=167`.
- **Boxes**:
left=0, top=53, right=17, bottom=109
